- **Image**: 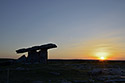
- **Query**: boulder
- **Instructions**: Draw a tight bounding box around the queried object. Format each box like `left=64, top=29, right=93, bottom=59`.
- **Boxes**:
left=50, top=72, right=61, bottom=76
left=27, top=50, right=39, bottom=63
left=17, top=55, right=27, bottom=63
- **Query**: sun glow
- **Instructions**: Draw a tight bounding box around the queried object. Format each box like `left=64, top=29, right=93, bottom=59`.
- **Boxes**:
left=96, top=52, right=108, bottom=56
left=100, top=56, right=105, bottom=60
left=95, top=52, right=109, bottom=60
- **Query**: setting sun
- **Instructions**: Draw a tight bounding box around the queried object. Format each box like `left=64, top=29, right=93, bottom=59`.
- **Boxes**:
left=95, top=51, right=109, bottom=60
left=100, top=56, right=105, bottom=60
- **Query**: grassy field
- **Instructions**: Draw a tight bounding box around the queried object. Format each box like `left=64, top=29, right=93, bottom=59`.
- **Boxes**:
left=0, top=59, right=125, bottom=83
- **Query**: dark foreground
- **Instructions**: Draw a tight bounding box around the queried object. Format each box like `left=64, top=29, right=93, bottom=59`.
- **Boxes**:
left=0, top=59, right=125, bottom=83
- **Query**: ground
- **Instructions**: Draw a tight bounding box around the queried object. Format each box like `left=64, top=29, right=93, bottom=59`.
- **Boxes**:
left=0, top=59, right=125, bottom=83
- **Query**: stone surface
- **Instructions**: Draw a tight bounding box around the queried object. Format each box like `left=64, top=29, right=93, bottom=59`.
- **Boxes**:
left=17, top=55, right=26, bottom=63
left=39, top=49, right=48, bottom=64
left=16, top=43, right=57, bottom=53
left=16, top=48, right=28, bottom=53
left=16, top=43, right=57, bottom=64
left=32, top=81, right=43, bottom=83
left=105, top=79, right=125, bottom=82
left=39, top=43, right=57, bottom=49
left=61, top=80, right=72, bottom=83
left=27, top=50, right=39, bottom=63
left=50, top=72, right=61, bottom=76
left=15, top=67, right=25, bottom=70
left=73, top=80, right=88, bottom=83
left=89, top=68, right=123, bottom=76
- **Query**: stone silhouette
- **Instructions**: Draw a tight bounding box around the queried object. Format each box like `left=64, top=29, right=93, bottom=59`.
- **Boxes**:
left=16, top=43, right=57, bottom=64
left=17, top=55, right=27, bottom=63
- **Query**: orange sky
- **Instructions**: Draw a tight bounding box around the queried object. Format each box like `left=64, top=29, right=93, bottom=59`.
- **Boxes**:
left=49, top=36, right=125, bottom=60
left=0, top=0, right=125, bottom=60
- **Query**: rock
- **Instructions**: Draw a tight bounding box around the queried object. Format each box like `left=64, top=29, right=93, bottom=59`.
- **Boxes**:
left=16, top=43, right=57, bottom=53
left=89, top=79, right=95, bottom=82
left=27, top=50, right=39, bottom=63
left=39, top=43, right=57, bottom=49
left=17, top=55, right=27, bottom=63
left=15, top=67, right=25, bottom=70
left=50, top=72, right=61, bottom=76
left=48, top=80, right=51, bottom=83
left=28, top=46, right=40, bottom=51
left=39, top=49, right=48, bottom=64
left=61, top=80, right=72, bottom=83
left=109, top=68, right=122, bottom=75
left=73, top=80, right=88, bottom=83
left=16, top=43, right=57, bottom=64
left=89, top=68, right=102, bottom=76
left=89, top=68, right=123, bottom=76
left=105, top=79, right=125, bottom=83
left=101, top=75, right=120, bottom=79
left=120, top=76, right=125, bottom=79
left=16, top=48, right=28, bottom=53
left=32, top=81, right=43, bottom=83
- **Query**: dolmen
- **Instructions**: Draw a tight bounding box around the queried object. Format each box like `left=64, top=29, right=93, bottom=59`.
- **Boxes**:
left=16, top=43, right=57, bottom=64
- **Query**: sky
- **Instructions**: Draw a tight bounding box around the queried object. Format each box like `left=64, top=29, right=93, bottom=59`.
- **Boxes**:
left=0, top=0, right=125, bottom=60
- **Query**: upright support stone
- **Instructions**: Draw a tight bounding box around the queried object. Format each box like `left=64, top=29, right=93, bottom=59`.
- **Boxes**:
left=39, top=49, right=48, bottom=64
left=17, top=55, right=26, bottom=63
left=27, top=50, right=39, bottom=63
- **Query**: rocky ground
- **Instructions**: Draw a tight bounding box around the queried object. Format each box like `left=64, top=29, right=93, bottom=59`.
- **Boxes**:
left=0, top=59, right=125, bottom=83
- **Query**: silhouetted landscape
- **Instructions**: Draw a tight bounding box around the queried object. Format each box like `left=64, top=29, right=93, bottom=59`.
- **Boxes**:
left=0, top=59, right=125, bottom=83
left=1, top=0, right=125, bottom=83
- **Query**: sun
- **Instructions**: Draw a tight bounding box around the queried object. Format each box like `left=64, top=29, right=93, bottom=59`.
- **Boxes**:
left=95, top=52, right=109, bottom=60
left=100, top=56, right=105, bottom=60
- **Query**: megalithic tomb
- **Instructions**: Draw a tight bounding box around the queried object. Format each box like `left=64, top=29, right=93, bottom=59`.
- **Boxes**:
left=16, top=43, right=57, bottom=64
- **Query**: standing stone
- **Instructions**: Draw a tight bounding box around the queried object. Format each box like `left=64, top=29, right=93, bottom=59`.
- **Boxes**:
left=17, top=55, right=26, bottom=63
left=39, top=49, right=48, bottom=64
left=27, top=50, right=39, bottom=63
